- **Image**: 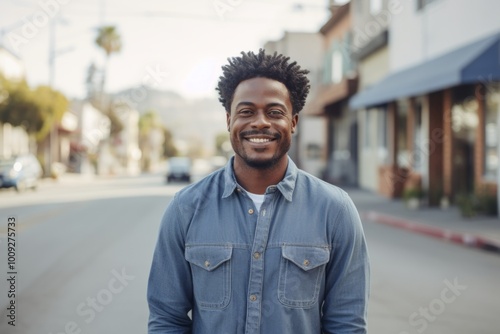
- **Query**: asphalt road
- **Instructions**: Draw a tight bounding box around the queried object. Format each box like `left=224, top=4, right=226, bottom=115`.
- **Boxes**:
left=0, top=174, right=498, bottom=333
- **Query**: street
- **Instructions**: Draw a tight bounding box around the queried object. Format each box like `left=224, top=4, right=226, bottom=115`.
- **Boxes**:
left=0, top=175, right=499, bottom=333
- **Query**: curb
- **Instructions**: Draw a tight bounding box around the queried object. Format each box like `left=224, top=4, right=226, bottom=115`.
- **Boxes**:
left=361, top=211, right=500, bottom=254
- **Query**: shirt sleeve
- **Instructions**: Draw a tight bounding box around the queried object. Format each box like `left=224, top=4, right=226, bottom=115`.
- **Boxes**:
left=321, top=191, right=370, bottom=334
left=147, top=194, right=193, bottom=333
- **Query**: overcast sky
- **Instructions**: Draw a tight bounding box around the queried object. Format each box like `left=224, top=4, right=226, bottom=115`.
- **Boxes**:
left=0, top=0, right=349, bottom=100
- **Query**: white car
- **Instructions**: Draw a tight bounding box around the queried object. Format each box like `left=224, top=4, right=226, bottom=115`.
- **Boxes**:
left=166, top=157, right=192, bottom=183
left=0, top=154, right=43, bottom=192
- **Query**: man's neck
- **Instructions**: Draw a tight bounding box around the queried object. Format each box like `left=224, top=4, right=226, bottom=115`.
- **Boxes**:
left=233, top=158, right=288, bottom=194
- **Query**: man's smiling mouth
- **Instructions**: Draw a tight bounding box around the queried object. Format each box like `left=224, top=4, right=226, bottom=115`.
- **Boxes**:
left=248, top=138, right=273, bottom=143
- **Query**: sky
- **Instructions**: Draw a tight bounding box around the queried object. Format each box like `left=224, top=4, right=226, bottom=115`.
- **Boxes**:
left=0, top=0, right=348, bottom=100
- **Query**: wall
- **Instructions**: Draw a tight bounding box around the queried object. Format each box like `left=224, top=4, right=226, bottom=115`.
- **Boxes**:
left=264, top=32, right=326, bottom=176
left=358, top=46, right=389, bottom=89
left=359, top=108, right=385, bottom=190
left=390, top=0, right=500, bottom=71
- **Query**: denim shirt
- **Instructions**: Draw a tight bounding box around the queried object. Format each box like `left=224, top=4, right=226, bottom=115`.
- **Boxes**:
left=147, top=157, right=370, bottom=334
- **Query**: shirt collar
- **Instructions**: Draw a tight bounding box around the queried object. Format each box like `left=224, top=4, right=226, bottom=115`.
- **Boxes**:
left=222, top=156, right=297, bottom=202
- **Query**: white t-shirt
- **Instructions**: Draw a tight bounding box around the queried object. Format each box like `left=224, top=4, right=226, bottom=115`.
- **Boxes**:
left=246, top=191, right=265, bottom=212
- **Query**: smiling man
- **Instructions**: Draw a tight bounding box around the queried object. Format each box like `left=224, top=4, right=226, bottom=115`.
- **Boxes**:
left=147, top=50, right=370, bottom=334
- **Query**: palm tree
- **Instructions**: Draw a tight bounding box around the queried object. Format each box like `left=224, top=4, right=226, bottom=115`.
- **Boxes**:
left=95, top=25, right=122, bottom=92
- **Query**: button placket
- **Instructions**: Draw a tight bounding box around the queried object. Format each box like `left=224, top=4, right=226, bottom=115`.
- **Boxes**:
left=244, top=193, right=274, bottom=334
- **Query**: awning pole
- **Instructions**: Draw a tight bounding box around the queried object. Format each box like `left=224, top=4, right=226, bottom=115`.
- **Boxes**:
left=497, top=96, right=500, bottom=218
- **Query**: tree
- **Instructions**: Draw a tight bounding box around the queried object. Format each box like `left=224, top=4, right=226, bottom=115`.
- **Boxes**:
left=95, top=25, right=122, bottom=91
left=138, top=110, right=177, bottom=171
left=94, top=26, right=123, bottom=140
left=32, top=85, right=68, bottom=141
left=0, top=74, right=68, bottom=141
left=162, top=127, right=177, bottom=158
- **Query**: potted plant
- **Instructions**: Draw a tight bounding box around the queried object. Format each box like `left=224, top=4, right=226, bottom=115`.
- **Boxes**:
left=403, top=188, right=423, bottom=210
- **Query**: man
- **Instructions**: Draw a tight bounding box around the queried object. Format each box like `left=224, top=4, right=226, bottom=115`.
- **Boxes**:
left=147, top=49, right=370, bottom=333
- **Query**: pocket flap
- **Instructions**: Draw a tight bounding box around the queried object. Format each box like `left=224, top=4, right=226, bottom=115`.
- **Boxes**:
left=282, top=246, right=330, bottom=271
left=185, top=246, right=232, bottom=272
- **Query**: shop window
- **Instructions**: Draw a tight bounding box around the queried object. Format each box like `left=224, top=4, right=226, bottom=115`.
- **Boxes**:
left=452, top=86, right=478, bottom=194
left=413, top=99, right=424, bottom=173
left=484, top=86, right=500, bottom=181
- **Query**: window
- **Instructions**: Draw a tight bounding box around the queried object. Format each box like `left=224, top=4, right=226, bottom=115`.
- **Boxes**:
left=306, top=143, right=322, bottom=160
left=413, top=99, right=424, bottom=173
left=331, top=50, right=343, bottom=84
left=484, top=86, right=500, bottom=180
left=370, top=0, right=382, bottom=15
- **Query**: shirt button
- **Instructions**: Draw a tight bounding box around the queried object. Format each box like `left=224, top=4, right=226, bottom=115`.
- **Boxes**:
left=248, top=209, right=254, bottom=215
left=204, top=261, right=210, bottom=268
left=249, top=294, right=257, bottom=301
left=303, top=259, right=310, bottom=267
left=253, top=252, right=261, bottom=259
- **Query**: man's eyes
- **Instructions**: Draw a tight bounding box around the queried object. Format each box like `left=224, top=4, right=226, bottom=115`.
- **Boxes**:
left=238, top=109, right=253, bottom=115
left=269, top=109, right=284, bottom=116
left=237, top=109, right=285, bottom=116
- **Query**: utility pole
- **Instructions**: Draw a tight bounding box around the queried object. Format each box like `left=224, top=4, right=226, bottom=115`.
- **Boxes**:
left=47, top=19, right=57, bottom=177
left=47, top=15, right=72, bottom=177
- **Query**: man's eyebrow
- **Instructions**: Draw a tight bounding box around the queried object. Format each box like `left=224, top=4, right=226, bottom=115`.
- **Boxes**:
left=235, top=102, right=287, bottom=109
left=235, top=101, right=255, bottom=108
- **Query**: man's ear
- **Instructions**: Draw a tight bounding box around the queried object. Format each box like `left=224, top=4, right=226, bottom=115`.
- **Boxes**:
left=291, top=114, right=299, bottom=133
left=226, top=112, right=231, bottom=131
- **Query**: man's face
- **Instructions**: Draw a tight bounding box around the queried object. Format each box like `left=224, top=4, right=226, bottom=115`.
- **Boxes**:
left=226, top=77, right=298, bottom=170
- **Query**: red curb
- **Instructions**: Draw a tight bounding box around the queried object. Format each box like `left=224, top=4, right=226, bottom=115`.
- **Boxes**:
left=361, top=211, right=500, bottom=254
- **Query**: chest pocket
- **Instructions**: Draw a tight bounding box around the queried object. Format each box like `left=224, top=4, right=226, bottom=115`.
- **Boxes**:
left=185, top=245, right=232, bottom=310
left=278, top=245, right=330, bottom=308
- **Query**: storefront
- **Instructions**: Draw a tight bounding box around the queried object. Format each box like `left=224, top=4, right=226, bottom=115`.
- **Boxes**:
left=350, top=33, right=500, bottom=207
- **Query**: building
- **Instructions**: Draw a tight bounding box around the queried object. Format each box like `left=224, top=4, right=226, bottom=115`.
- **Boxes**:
left=0, top=46, right=25, bottom=80
left=110, top=103, right=141, bottom=175
left=264, top=31, right=325, bottom=177
left=309, top=1, right=359, bottom=186
left=0, top=45, right=31, bottom=159
left=341, top=0, right=397, bottom=194
left=350, top=0, right=500, bottom=208
left=69, top=101, right=110, bottom=174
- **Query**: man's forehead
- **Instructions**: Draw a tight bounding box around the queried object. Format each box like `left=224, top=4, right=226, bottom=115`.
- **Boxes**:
left=233, top=77, right=290, bottom=100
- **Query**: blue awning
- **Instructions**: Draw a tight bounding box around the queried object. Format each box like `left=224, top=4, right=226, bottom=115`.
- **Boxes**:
left=350, top=32, right=500, bottom=109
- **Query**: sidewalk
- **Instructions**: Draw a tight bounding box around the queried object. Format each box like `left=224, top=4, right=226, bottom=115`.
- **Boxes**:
left=345, top=188, right=500, bottom=254
left=40, top=172, right=97, bottom=187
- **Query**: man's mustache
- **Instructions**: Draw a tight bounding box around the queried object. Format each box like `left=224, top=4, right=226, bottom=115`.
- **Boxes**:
left=239, top=130, right=281, bottom=139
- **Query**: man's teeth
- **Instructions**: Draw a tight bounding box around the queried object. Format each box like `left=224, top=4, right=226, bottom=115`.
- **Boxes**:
left=249, top=138, right=271, bottom=143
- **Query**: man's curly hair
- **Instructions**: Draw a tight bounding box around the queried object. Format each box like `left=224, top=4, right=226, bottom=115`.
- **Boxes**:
left=216, top=49, right=310, bottom=114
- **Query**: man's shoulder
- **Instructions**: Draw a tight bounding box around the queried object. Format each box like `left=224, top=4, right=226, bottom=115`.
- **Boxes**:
left=297, top=169, right=348, bottom=199
left=174, top=167, right=226, bottom=207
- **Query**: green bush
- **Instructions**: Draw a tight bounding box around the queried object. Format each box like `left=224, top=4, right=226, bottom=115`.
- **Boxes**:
left=403, top=188, right=423, bottom=202
left=455, top=192, right=498, bottom=217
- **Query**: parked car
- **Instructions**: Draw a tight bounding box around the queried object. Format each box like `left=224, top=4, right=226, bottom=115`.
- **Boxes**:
left=166, top=157, right=192, bottom=183
left=0, top=154, right=43, bottom=192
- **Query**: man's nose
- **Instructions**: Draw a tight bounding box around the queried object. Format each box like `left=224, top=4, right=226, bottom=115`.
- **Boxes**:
left=251, top=111, right=271, bottom=128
